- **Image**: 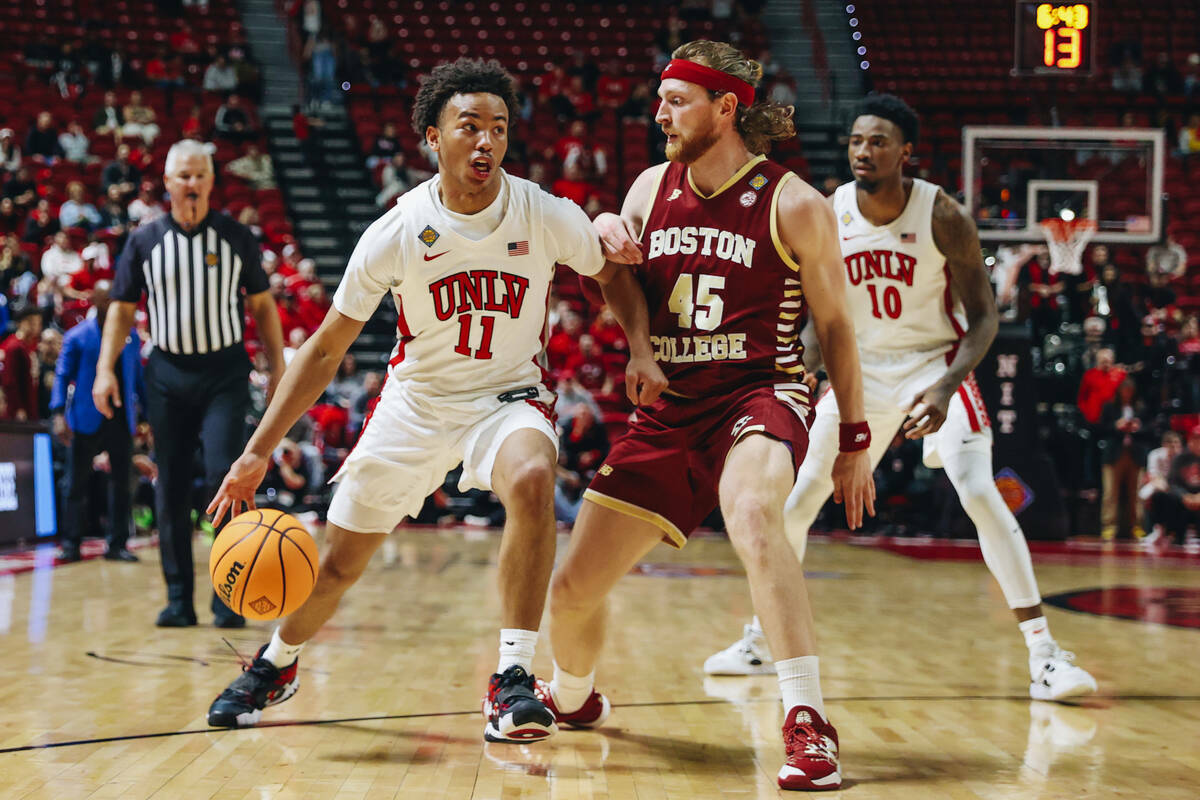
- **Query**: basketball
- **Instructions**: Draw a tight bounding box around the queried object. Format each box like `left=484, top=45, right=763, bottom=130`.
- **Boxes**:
left=209, top=509, right=320, bottom=621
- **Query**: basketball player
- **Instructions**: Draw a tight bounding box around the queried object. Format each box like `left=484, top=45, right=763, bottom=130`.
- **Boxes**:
left=203, top=59, right=667, bottom=742
left=540, top=42, right=875, bottom=792
left=704, top=94, right=1098, bottom=703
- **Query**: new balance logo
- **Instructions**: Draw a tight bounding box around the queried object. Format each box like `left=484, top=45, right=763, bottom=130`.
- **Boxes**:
left=667, top=189, right=682, bottom=201
left=855, top=432, right=868, bottom=443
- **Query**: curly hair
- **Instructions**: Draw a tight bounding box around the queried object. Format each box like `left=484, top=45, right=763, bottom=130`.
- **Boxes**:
left=410, top=58, right=521, bottom=136
left=671, top=40, right=795, bottom=155
left=857, top=93, right=920, bottom=146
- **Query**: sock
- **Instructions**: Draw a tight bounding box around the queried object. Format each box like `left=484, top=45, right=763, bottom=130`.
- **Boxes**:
left=262, top=627, right=304, bottom=668
left=550, top=662, right=594, bottom=714
left=1019, top=616, right=1054, bottom=655
left=750, top=615, right=764, bottom=635
left=777, top=655, right=825, bottom=718
left=497, top=628, right=538, bottom=673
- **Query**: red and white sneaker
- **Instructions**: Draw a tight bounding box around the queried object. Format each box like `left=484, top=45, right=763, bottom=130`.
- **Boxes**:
left=533, top=678, right=611, bottom=728
left=777, top=705, right=841, bottom=791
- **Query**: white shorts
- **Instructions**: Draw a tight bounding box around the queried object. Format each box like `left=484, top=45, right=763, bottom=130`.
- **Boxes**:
left=819, top=350, right=992, bottom=470
left=326, top=381, right=558, bottom=533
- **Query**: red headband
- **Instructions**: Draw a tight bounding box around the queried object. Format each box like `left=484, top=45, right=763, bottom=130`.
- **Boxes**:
left=660, top=59, right=755, bottom=107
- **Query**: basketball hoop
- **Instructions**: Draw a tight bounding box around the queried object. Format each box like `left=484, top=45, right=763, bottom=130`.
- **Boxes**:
left=1040, top=217, right=1097, bottom=276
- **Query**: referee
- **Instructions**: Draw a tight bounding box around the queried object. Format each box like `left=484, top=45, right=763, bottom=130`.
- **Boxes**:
left=95, top=139, right=285, bottom=628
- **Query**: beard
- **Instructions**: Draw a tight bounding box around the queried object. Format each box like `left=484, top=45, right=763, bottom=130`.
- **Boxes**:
left=665, top=126, right=720, bottom=164
left=854, top=176, right=881, bottom=193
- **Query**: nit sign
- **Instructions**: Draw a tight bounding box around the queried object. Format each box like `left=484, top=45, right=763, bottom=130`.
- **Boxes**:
left=1014, top=2, right=1094, bottom=76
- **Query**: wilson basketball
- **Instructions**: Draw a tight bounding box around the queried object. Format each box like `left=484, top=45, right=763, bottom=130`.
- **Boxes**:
left=209, top=509, right=320, bottom=621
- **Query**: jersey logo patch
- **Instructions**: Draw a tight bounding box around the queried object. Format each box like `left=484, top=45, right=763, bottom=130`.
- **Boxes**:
left=739, top=191, right=757, bottom=208
left=749, top=173, right=768, bottom=191
left=507, top=240, right=530, bottom=256
left=204, top=253, right=218, bottom=266
left=841, top=211, right=853, bottom=226
left=419, top=225, right=440, bottom=247
left=901, top=232, right=916, bottom=242
left=667, top=189, right=682, bottom=201
left=423, top=251, right=450, bottom=261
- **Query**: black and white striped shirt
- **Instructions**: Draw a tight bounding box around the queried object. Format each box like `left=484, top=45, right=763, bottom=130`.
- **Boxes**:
left=112, top=212, right=269, bottom=358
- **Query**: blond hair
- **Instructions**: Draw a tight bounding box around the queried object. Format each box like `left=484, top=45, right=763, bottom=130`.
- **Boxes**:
left=672, top=40, right=795, bottom=155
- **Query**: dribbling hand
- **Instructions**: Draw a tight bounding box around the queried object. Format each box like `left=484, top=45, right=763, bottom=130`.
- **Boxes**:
left=831, top=450, right=876, bottom=530
left=625, top=353, right=668, bottom=406
left=207, top=452, right=270, bottom=528
left=595, top=212, right=643, bottom=265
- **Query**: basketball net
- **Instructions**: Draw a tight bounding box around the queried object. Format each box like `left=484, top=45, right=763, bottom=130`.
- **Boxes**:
left=1040, top=217, right=1097, bottom=276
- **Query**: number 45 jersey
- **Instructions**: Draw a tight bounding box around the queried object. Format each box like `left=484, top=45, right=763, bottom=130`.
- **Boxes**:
left=639, top=155, right=810, bottom=405
left=832, top=178, right=966, bottom=364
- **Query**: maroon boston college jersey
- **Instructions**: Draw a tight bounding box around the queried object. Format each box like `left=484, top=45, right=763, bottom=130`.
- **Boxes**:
left=638, top=155, right=809, bottom=410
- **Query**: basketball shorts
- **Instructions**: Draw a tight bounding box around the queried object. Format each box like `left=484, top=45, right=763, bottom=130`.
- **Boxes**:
left=326, top=381, right=558, bottom=534
left=584, top=384, right=811, bottom=548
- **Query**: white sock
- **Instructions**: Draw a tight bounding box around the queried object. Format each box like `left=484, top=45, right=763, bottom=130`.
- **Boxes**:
left=750, top=616, right=764, bottom=635
left=550, top=662, right=594, bottom=714
left=262, top=627, right=304, bottom=667
left=776, top=655, right=825, bottom=718
left=497, top=628, right=538, bottom=673
left=1019, top=616, right=1054, bottom=655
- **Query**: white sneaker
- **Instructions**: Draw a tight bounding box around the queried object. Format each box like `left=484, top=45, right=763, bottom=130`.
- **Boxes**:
left=703, top=624, right=775, bottom=675
left=1029, top=644, right=1098, bottom=701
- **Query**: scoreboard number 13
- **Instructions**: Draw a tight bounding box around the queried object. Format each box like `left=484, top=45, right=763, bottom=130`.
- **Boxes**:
left=1014, top=1, right=1094, bottom=76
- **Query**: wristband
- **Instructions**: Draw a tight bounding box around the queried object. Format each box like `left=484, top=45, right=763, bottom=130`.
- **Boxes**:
left=839, top=421, right=871, bottom=452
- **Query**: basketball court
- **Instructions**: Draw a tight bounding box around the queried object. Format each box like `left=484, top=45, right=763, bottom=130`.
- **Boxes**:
left=2, top=526, right=1198, bottom=799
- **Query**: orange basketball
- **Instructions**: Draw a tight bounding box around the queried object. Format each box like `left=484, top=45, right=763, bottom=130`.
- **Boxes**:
left=209, top=508, right=320, bottom=621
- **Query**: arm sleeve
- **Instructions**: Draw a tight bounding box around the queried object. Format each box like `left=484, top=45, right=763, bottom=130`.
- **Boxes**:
left=110, top=232, right=145, bottom=302
left=542, top=194, right=605, bottom=277
left=332, top=216, right=401, bottom=322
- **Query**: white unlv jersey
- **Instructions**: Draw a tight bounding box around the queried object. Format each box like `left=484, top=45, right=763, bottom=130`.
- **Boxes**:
left=832, top=178, right=967, bottom=360
left=333, top=171, right=604, bottom=397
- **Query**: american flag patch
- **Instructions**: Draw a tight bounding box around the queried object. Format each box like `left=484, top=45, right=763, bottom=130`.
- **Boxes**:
left=507, top=240, right=529, bottom=256
left=901, top=232, right=916, bottom=243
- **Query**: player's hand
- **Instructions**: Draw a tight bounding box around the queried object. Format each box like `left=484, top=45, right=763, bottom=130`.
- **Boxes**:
left=207, top=451, right=270, bottom=528
left=831, top=449, right=875, bottom=530
left=903, top=380, right=955, bottom=439
left=625, top=353, right=667, bottom=405
left=91, top=368, right=121, bottom=419
left=594, top=212, right=643, bottom=265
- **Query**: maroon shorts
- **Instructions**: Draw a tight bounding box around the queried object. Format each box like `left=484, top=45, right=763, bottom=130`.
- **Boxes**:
left=584, top=384, right=811, bottom=548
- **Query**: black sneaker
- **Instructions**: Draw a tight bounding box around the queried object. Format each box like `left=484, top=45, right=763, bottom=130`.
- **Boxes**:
left=207, top=645, right=300, bottom=727
left=155, top=605, right=198, bottom=627
left=481, top=665, right=557, bottom=743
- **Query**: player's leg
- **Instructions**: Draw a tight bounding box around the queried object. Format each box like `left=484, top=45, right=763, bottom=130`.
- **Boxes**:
left=478, top=426, right=562, bottom=742
left=545, top=498, right=663, bottom=725
left=718, top=433, right=841, bottom=791
left=206, top=520, right=390, bottom=727
left=934, top=390, right=1096, bottom=701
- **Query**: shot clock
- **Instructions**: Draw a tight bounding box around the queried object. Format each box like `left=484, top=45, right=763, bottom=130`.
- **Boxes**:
left=1013, top=2, right=1095, bottom=76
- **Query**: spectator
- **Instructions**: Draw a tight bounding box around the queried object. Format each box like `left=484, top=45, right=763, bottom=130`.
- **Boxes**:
left=0, top=128, right=20, bottom=171
left=58, top=120, right=92, bottom=164
left=36, top=327, right=61, bottom=419
left=23, top=200, right=60, bottom=244
left=0, top=235, right=32, bottom=293
left=285, top=257, right=318, bottom=295
left=547, top=309, right=584, bottom=371
left=260, top=438, right=313, bottom=509
left=3, top=166, right=38, bottom=211
left=349, top=370, right=382, bottom=435
left=767, top=71, right=798, bottom=106
left=1143, top=430, right=1183, bottom=543
left=595, top=60, right=630, bottom=110
left=80, top=234, right=113, bottom=277
left=298, top=0, right=323, bottom=47
left=25, top=112, right=63, bottom=165
left=58, top=182, right=103, bottom=231
left=122, top=91, right=161, bottom=146
left=168, top=21, right=201, bottom=55
left=127, top=181, right=165, bottom=225
left=1146, top=236, right=1188, bottom=280
left=102, top=144, right=141, bottom=198
left=92, top=91, right=125, bottom=142
left=40, top=231, right=84, bottom=289
left=1185, top=53, right=1200, bottom=98
left=552, top=120, right=607, bottom=178
left=203, top=54, right=239, bottom=93
left=306, top=31, right=338, bottom=109
left=375, top=151, right=429, bottom=207
left=1143, top=52, right=1183, bottom=97
left=146, top=50, right=186, bottom=113
left=0, top=197, right=20, bottom=235
left=1094, top=262, right=1141, bottom=361
left=589, top=305, right=628, bottom=353
left=554, top=404, right=608, bottom=524
left=51, top=282, right=144, bottom=562
left=182, top=104, right=205, bottom=140
left=552, top=162, right=593, bottom=207
left=327, top=352, right=359, bottom=407
left=1019, top=247, right=1062, bottom=341
left=1111, top=51, right=1143, bottom=92
left=562, top=75, right=596, bottom=121
left=97, top=185, right=130, bottom=238
left=0, top=305, right=43, bottom=421
left=366, top=121, right=402, bottom=169
left=1165, top=426, right=1200, bottom=540
left=1078, top=347, right=1126, bottom=424
left=226, top=143, right=275, bottom=189
left=214, top=95, right=256, bottom=143
left=1098, top=379, right=1149, bottom=539
left=555, top=370, right=601, bottom=426
left=237, top=206, right=263, bottom=241
left=1177, top=113, right=1200, bottom=156
left=565, top=333, right=612, bottom=394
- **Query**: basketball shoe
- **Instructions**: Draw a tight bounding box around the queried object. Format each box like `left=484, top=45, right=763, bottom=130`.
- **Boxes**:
left=533, top=678, right=611, bottom=728
left=207, top=645, right=299, bottom=727
left=703, top=623, right=775, bottom=675
left=1028, top=644, right=1098, bottom=701
left=482, top=665, right=558, bottom=743
left=777, top=705, right=841, bottom=791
